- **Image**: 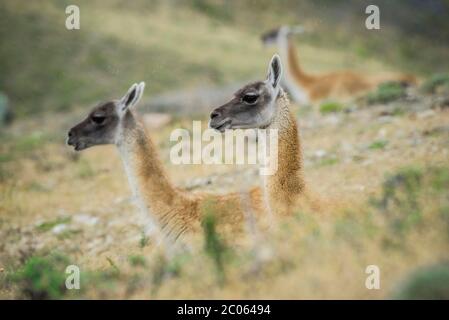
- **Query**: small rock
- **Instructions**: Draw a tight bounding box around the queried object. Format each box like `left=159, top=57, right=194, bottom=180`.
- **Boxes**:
left=257, top=245, right=274, bottom=263
left=377, top=116, right=394, bottom=124
left=417, top=109, right=436, bottom=119
left=377, top=128, right=388, bottom=138
left=431, top=97, right=449, bottom=109
left=314, top=149, right=327, bottom=158
left=73, top=214, right=99, bottom=226
left=185, top=176, right=212, bottom=190
left=324, top=114, right=342, bottom=126
left=51, top=224, right=68, bottom=235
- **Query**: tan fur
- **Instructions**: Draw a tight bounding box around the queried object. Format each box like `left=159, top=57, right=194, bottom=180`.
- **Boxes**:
left=118, top=85, right=313, bottom=241
left=264, top=90, right=309, bottom=215
left=286, top=39, right=417, bottom=102
left=118, top=111, right=268, bottom=242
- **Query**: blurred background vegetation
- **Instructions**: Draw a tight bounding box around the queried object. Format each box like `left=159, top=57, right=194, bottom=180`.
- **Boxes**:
left=1, top=0, right=449, bottom=299
left=0, top=0, right=448, bottom=118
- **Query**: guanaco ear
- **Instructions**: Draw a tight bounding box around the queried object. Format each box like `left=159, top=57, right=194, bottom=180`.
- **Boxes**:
left=266, top=54, right=282, bottom=90
left=118, top=82, right=145, bottom=114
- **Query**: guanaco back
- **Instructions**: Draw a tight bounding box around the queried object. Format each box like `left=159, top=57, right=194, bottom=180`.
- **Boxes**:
left=261, top=26, right=417, bottom=103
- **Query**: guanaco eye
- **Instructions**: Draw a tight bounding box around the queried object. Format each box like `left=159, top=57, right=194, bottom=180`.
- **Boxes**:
left=242, top=94, right=259, bottom=104
left=91, top=115, right=106, bottom=124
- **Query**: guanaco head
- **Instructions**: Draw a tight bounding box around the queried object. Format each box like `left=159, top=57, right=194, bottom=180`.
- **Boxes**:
left=209, top=54, right=283, bottom=132
left=261, top=25, right=305, bottom=46
left=67, top=82, right=145, bottom=151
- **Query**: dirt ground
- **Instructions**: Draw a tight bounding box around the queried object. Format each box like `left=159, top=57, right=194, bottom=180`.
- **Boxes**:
left=0, top=86, right=448, bottom=299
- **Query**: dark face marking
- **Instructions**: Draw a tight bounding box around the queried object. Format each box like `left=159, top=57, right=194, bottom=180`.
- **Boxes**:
left=209, top=81, right=276, bottom=132
left=269, top=56, right=281, bottom=88
left=67, top=101, right=120, bottom=151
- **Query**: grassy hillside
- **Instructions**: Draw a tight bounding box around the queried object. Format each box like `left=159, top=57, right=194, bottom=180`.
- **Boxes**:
left=1, top=0, right=448, bottom=117
left=0, top=1, right=262, bottom=116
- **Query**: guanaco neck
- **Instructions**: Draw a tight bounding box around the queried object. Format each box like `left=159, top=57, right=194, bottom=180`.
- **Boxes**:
left=265, top=91, right=305, bottom=214
left=116, top=111, right=190, bottom=228
left=276, top=35, right=311, bottom=104
left=285, top=38, right=315, bottom=86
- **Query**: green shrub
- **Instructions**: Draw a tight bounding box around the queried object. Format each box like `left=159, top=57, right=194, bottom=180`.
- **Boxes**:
left=0, top=163, right=12, bottom=182
left=427, top=167, right=449, bottom=191
left=10, top=254, right=69, bottom=299
left=165, top=253, right=190, bottom=277
left=202, top=209, right=227, bottom=285
left=128, top=255, right=146, bottom=267
left=319, top=101, right=344, bottom=114
left=393, top=264, right=449, bottom=299
left=191, top=0, right=233, bottom=22
left=366, top=82, right=406, bottom=105
left=375, top=167, right=423, bottom=234
left=317, top=157, right=339, bottom=167
left=368, top=140, right=388, bottom=150
left=421, top=73, right=449, bottom=94
left=149, top=252, right=189, bottom=295
left=35, top=217, right=71, bottom=233
left=139, top=231, right=150, bottom=248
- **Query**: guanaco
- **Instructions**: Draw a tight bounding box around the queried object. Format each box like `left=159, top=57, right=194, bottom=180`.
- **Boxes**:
left=261, top=26, right=417, bottom=103
left=209, top=54, right=309, bottom=216
left=67, top=82, right=267, bottom=243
